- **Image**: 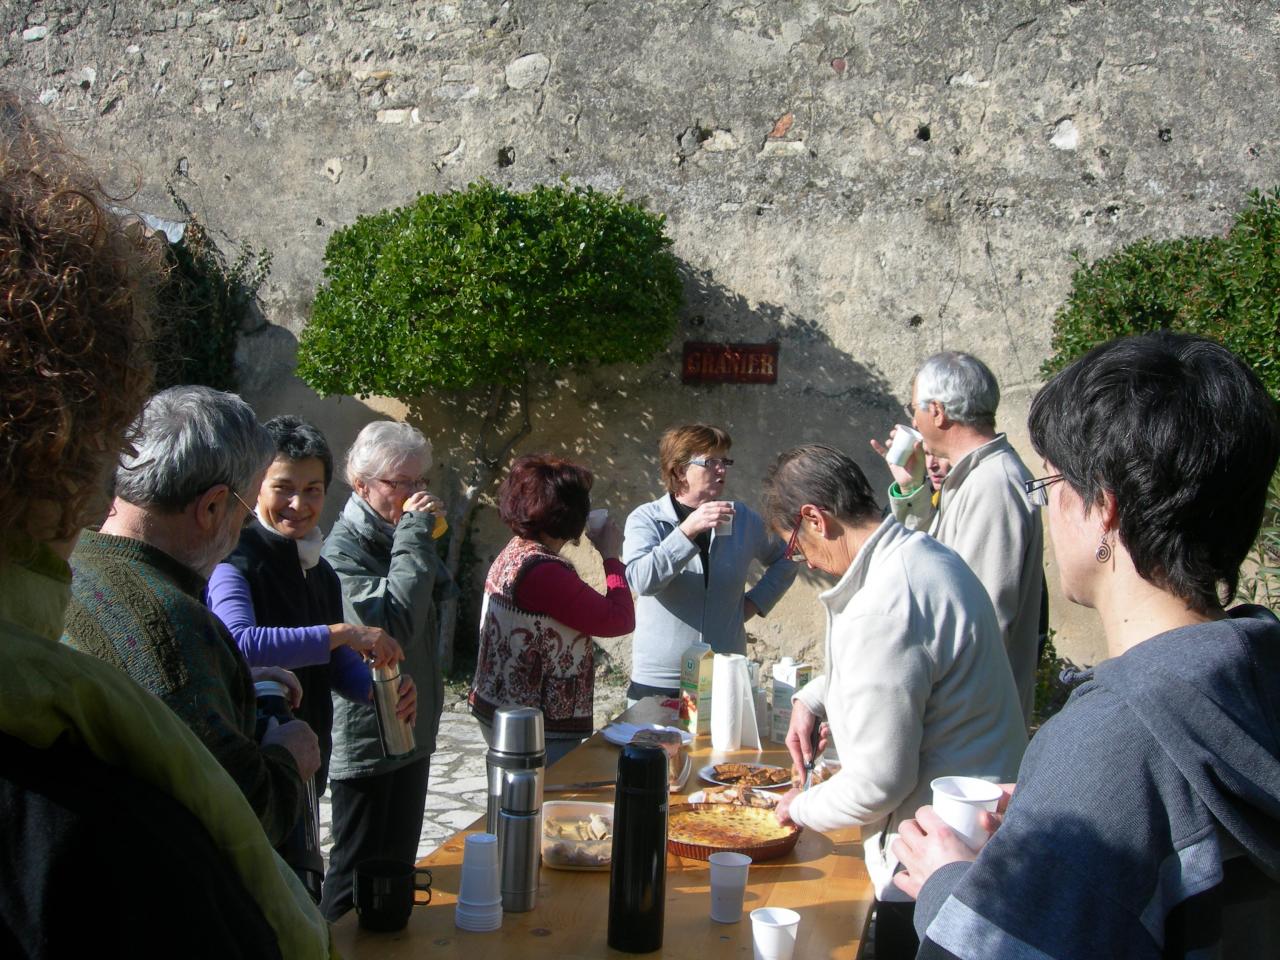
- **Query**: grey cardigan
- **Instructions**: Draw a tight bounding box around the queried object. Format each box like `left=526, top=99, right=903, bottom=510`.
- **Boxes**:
left=323, top=494, right=445, bottom=779
left=623, top=495, right=798, bottom=689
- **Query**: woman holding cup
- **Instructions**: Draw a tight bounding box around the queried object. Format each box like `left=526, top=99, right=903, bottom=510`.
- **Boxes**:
left=469, top=454, right=634, bottom=765
left=622, top=424, right=798, bottom=703
left=894, top=333, right=1280, bottom=958
left=318, top=420, right=449, bottom=920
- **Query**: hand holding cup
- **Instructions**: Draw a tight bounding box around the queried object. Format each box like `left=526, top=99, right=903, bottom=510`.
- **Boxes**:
left=680, top=500, right=735, bottom=538
left=585, top=509, right=623, bottom=558
left=870, top=425, right=925, bottom=490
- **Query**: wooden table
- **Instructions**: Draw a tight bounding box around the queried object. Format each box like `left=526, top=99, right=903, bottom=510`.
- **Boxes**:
left=332, top=699, right=872, bottom=958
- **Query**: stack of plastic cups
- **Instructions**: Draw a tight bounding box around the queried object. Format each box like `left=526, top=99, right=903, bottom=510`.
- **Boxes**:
left=455, top=833, right=503, bottom=932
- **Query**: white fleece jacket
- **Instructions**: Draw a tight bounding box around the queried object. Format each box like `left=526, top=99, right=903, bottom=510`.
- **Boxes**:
left=889, top=434, right=1044, bottom=723
left=790, top=517, right=1027, bottom=899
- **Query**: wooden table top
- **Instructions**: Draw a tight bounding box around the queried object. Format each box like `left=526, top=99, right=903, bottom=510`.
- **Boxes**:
left=331, top=699, right=872, bottom=959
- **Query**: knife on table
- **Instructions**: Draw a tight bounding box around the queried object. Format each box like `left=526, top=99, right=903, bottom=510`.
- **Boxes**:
left=545, top=779, right=616, bottom=792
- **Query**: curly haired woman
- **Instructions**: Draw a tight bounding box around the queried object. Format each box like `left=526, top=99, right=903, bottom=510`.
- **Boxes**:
left=0, top=92, right=330, bottom=957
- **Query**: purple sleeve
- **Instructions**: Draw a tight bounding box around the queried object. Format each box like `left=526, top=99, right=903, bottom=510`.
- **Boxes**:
left=331, top=644, right=373, bottom=704
left=205, top=563, right=334, bottom=669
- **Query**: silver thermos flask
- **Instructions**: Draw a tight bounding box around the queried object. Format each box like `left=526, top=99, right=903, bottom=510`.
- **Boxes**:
left=485, top=707, right=545, bottom=835
left=371, top=663, right=415, bottom=757
left=497, top=767, right=541, bottom=912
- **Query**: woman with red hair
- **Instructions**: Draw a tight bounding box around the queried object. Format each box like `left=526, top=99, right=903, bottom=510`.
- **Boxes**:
left=469, top=454, right=634, bottom=763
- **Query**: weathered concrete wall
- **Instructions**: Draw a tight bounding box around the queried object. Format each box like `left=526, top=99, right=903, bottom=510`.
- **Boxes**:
left=6, top=0, right=1279, bottom=674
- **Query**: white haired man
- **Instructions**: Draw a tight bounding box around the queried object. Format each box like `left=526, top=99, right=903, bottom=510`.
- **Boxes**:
left=64, top=385, right=321, bottom=847
left=872, top=352, right=1043, bottom=724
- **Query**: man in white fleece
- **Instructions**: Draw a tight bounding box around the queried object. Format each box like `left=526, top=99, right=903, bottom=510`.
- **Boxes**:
left=765, top=444, right=1027, bottom=960
left=874, top=352, right=1043, bottom=723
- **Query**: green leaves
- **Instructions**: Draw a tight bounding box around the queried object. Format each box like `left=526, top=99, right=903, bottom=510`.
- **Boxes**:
left=296, top=180, right=682, bottom=398
left=1043, top=188, right=1280, bottom=400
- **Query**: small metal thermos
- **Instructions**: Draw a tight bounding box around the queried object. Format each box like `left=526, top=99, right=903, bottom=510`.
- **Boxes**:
left=371, top=664, right=415, bottom=757
left=497, top=767, right=541, bottom=912
left=485, top=707, right=545, bottom=835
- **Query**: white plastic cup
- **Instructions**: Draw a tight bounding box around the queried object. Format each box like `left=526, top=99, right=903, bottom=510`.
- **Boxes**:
left=750, top=907, right=801, bottom=960
left=716, top=503, right=735, bottom=536
left=930, top=776, right=1004, bottom=850
left=586, top=508, right=609, bottom=537
left=709, top=852, right=752, bottom=923
left=458, top=833, right=502, bottom=907
left=885, top=424, right=924, bottom=468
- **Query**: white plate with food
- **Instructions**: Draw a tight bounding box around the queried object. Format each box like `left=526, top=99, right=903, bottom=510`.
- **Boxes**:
left=687, top=785, right=779, bottom=808
left=697, top=762, right=792, bottom=790
left=542, top=800, right=614, bottom=871
left=601, top=722, right=693, bottom=747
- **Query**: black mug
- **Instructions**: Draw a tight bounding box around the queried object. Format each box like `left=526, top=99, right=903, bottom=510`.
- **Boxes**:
left=354, top=859, right=433, bottom=932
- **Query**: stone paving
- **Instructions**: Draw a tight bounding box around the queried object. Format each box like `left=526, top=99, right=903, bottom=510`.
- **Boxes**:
left=318, top=679, right=629, bottom=864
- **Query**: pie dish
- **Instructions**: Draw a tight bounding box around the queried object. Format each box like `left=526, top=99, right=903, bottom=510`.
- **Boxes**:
left=666, top=802, right=801, bottom=861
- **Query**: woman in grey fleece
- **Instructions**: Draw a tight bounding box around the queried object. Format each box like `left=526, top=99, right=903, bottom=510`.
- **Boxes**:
left=893, top=332, right=1280, bottom=959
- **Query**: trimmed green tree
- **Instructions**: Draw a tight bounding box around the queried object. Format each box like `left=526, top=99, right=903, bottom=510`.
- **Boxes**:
left=297, top=179, right=683, bottom=670
left=1043, top=186, right=1280, bottom=609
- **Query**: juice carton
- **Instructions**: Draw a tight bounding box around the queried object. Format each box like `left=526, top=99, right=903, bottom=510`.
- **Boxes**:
left=678, top=641, right=714, bottom=737
left=770, top=656, right=814, bottom=743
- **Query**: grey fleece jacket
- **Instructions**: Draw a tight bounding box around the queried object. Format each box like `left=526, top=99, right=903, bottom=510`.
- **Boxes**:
left=889, top=434, right=1043, bottom=724
left=323, top=494, right=446, bottom=780
left=913, top=606, right=1280, bottom=959
left=623, top=495, right=798, bottom=690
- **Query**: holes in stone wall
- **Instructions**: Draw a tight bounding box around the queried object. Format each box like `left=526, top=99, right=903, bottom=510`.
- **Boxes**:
left=916, top=124, right=931, bottom=142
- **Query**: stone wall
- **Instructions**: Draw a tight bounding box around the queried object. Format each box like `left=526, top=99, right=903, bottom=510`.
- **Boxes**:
left=6, top=0, right=1279, bottom=674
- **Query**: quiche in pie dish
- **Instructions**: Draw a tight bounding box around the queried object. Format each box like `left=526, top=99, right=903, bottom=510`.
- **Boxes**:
left=666, top=802, right=801, bottom=861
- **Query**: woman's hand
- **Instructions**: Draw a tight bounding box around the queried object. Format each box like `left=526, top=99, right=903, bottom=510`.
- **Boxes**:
left=403, top=490, right=444, bottom=517
left=783, top=700, right=829, bottom=772
left=329, top=622, right=404, bottom=668
left=891, top=806, right=981, bottom=899
left=679, top=500, right=734, bottom=538
left=775, top=787, right=801, bottom=826
left=250, top=666, right=304, bottom=709
left=395, top=674, right=418, bottom=726
left=587, top=515, right=624, bottom=559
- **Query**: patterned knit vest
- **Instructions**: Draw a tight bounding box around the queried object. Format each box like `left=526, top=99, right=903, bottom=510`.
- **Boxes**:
left=468, top=538, right=594, bottom=736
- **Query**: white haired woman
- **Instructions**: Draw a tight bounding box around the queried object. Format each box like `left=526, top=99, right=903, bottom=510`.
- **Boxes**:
left=319, top=420, right=449, bottom=921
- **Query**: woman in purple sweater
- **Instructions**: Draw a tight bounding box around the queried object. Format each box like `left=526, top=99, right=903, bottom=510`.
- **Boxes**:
left=206, top=416, right=405, bottom=797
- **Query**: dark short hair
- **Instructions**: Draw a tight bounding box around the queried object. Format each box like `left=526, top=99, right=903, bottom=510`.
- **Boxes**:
left=498, top=454, right=593, bottom=541
left=763, top=444, right=881, bottom=531
left=1029, top=331, right=1280, bottom=614
left=264, top=415, right=334, bottom=489
left=659, top=424, right=732, bottom=495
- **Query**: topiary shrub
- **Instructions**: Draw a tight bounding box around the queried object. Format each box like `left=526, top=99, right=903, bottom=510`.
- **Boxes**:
left=296, top=179, right=683, bottom=670
left=1042, top=187, right=1280, bottom=396
left=1043, top=187, right=1280, bottom=624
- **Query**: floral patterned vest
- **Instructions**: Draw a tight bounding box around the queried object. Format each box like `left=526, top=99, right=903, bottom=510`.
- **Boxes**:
left=468, top=537, right=594, bottom=736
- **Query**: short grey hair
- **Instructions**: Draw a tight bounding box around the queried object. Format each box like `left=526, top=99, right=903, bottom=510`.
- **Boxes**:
left=764, top=444, right=881, bottom=530
left=915, top=351, right=1000, bottom=428
left=344, top=421, right=433, bottom=487
left=115, top=386, right=275, bottom=510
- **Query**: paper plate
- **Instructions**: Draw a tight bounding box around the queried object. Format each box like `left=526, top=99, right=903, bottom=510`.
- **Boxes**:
left=601, top=722, right=693, bottom=747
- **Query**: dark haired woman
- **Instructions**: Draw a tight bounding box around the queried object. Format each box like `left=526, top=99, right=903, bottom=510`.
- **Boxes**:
left=206, top=415, right=410, bottom=907
left=469, top=454, right=634, bottom=764
left=894, top=332, right=1280, bottom=959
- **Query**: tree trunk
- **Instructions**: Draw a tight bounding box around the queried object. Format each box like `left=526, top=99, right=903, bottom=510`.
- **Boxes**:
left=435, top=374, right=532, bottom=674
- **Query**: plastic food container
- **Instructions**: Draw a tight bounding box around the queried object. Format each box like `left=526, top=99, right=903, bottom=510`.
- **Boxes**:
left=541, top=800, right=614, bottom=871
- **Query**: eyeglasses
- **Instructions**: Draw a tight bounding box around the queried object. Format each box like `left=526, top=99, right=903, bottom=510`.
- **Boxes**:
left=374, top=476, right=428, bottom=494
left=1023, top=474, right=1065, bottom=507
left=783, top=513, right=806, bottom=563
left=903, top=402, right=918, bottom=420
left=688, top=457, right=734, bottom=470
left=230, top=489, right=257, bottom=528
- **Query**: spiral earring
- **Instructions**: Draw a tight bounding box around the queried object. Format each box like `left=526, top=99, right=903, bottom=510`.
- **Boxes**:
left=1095, top=534, right=1112, bottom=564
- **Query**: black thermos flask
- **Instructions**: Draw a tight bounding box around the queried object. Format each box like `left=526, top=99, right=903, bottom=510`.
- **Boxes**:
left=607, top=743, right=669, bottom=953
